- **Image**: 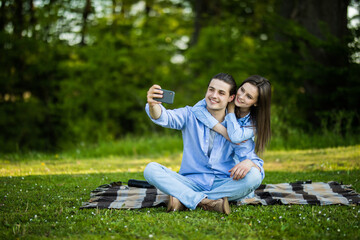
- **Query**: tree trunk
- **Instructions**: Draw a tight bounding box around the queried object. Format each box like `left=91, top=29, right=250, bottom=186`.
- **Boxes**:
left=189, top=0, right=205, bottom=47
left=145, top=0, right=152, bottom=16
left=13, top=0, right=24, bottom=38
left=80, top=0, right=92, bottom=46
left=189, top=0, right=222, bottom=47
left=29, top=0, right=36, bottom=38
left=280, top=0, right=349, bottom=39
left=0, top=0, right=6, bottom=32
left=278, top=0, right=350, bottom=111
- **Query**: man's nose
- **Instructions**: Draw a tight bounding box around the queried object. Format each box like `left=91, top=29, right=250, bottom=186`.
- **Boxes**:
left=211, top=92, right=219, bottom=98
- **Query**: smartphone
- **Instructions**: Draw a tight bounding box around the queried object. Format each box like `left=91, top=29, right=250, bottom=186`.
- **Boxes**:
left=154, top=89, right=175, bottom=104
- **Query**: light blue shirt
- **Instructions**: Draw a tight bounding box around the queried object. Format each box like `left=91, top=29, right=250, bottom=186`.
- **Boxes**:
left=192, top=98, right=254, bottom=143
left=145, top=103, right=264, bottom=191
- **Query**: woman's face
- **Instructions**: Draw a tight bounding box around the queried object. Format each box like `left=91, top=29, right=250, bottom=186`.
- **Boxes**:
left=234, top=82, right=259, bottom=110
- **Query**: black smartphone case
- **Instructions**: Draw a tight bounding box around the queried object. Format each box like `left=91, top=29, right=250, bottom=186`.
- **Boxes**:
left=154, top=89, right=175, bottom=104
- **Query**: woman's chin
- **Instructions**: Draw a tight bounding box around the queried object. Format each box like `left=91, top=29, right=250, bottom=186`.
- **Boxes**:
left=234, top=102, right=241, bottom=107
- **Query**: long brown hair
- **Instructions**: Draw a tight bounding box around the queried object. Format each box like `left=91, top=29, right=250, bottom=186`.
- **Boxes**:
left=235, top=75, right=271, bottom=154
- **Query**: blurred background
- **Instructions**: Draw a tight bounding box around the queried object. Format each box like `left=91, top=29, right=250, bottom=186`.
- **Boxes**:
left=1, top=0, right=359, bottom=153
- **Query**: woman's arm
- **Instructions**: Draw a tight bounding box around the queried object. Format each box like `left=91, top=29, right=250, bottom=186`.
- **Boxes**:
left=212, top=123, right=231, bottom=141
left=192, top=99, right=218, bottom=128
left=225, top=113, right=254, bottom=143
left=192, top=99, right=231, bottom=141
left=225, top=102, right=254, bottom=143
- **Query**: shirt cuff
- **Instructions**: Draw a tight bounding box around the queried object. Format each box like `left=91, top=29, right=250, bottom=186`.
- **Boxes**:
left=145, top=103, right=167, bottom=124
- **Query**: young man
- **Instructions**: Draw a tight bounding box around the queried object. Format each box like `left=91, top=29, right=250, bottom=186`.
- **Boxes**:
left=144, top=73, right=263, bottom=215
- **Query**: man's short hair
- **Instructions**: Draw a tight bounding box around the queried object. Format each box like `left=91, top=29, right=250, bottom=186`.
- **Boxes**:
left=208, top=73, right=237, bottom=96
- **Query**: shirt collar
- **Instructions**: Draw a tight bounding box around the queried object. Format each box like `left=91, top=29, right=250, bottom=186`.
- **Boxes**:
left=239, top=112, right=251, bottom=124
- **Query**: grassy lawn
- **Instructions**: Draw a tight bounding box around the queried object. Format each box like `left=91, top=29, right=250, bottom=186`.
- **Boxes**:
left=0, top=145, right=359, bottom=239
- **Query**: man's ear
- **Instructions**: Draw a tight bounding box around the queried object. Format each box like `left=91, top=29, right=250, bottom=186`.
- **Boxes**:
left=228, top=94, right=235, bottom=102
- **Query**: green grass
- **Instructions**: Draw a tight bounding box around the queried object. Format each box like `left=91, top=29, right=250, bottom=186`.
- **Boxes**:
left=1, top=144, right=359, bottom=239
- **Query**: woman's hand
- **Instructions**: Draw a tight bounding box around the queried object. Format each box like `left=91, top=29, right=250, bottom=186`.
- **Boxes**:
left=229, top=159, right=259, bottom=180
left=227, top=101, right=235, bottom=113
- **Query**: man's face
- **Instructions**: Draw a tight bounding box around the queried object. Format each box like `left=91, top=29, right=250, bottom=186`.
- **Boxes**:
left=205, top=79, right=235, bottom=112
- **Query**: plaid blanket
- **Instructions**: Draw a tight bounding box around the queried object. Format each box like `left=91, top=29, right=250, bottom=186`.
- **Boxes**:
left=80, top=181, right=360, bottom=209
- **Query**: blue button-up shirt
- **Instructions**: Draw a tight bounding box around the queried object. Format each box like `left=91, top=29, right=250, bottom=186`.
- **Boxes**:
left=145, top=103, right=264, bottom=191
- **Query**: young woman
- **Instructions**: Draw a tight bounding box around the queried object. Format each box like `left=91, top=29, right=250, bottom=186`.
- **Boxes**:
left=192, top=75, right=271, bottom=154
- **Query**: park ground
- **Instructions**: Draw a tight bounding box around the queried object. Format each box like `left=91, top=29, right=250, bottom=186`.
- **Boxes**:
left=0, top=144, right=359, bottom=239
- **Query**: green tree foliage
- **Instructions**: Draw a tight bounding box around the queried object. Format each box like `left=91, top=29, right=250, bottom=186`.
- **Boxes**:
left=0, top=0, right=359, bottom=152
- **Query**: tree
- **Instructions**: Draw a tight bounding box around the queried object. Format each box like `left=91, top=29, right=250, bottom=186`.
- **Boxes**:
left=275, top=0, right=357, bottom=116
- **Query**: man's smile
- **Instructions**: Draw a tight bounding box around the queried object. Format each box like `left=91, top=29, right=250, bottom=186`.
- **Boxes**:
left=209, top=98, right=219, bottom=104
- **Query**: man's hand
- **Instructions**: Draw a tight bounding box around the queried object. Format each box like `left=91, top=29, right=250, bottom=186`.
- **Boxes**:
left=229, top=159, right=260, bottom=180
left=147, top=84, right=163, bottom=120
left=147, top=84, right=163, bottom=107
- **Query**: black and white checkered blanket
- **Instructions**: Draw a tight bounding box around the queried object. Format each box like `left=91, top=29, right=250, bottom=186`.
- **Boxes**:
left=80, top=181, right=360, bottom=209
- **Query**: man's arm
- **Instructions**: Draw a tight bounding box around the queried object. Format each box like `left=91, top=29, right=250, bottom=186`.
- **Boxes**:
left=145, top=84, right=188, bottom=130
